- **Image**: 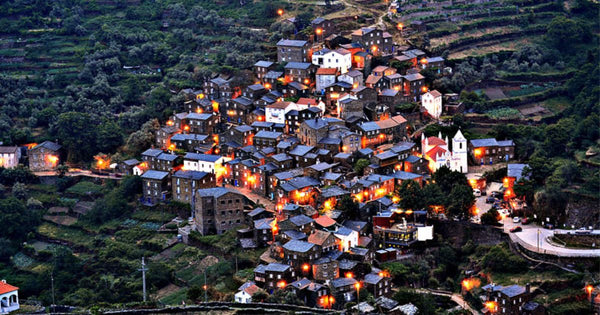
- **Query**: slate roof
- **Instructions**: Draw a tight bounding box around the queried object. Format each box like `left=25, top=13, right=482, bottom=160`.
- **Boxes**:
left=404, top=155, right=420, bottom=163
left=322, top=172, right=342, bottom=181
left=391, top=171, right=421, bottom=180
left=289, top=278, right=312, bottom=290
left=427, top=56, right=444, bottom=63
left=31, top=141, right=62, bottom=152
left=123, top=159, right=140, bottom=166
left=254, top=264, right=267, bottom=273
left=359, top=121, right=380, bottom=132
left=173, top=170, right=210, bottom=180
left=375, top=151, right=398, bottom=160
left=344, top=220, right=367, bottom=232
left=284, top=230, right=307, bottom=240
left=248, top=207, right=267, bottom=217
left=497, top=140, right=514, bottom=147
left=364, top=273, right=383, bottom=284
left=470, top=138, right=498, bottom=147
left=233, top=97, right=253, bottom=106
left=142, top=148, right=163, bottom=157
left=331, top=277, right=357, bottom=288
left=184, top=153, right=222, bottom=162
left=234, top=125, right=253, bottom=133
left=255, top=130, right=282, bottom=139
left=312, top=17, right=326, bottom=24
left=288, top=82, right=308, bottom=90
left=303, top=118, right=328, bottom=130
left=289, top=214, right=314, bottom=226
left=282, top=240, right=315, bottom=253
left=285, top=62, right=312, bottom=70
left=289, top=145, right=314, bottom=156
left=170, top=133, right=209, bottom=142
left=403, top=73, right=425, bottom=81
left=141, top=170, right=169, bottom=180
left=321, top=186, right=350, bottom=198
left=264, top=71, right=284, bottom=80
left=391, top=142, right=415, bottom=153
left=500, top=285, right=527, bottom=298
left=286, top=176, right=320, bottom=190
left=254, top=217, right=275, bottom=230
left=254, top=60, right=274, bottom=68
left=186, top=113, right=213, bottom=120
left=265, top=262, right=291, bottom=273
left=157, top=152, right=177, bottom=161
left=197, top=187, right=242, bottom=198
left=271, top=153, right=292, bottom=162
left=277, top=39, right=308, bottom=47
left=335, top=226, right=355, bottom=236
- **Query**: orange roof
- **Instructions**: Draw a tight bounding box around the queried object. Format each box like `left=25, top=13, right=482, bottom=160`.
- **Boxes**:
left=308, top=229, right=333, bottom=245
left=426, top=146, right=447, bottom=161
left=316, top=68, right=337, bottom=75
left=365, top=75, right=381, bottom=85
left=372, top=66, right=389, bottom=73
left=391, top=115, right=407, bottom=124
left=0, top=281, right=18, bottom=295
left=297, top=98, right=318, bottom=105
left=426, top=136, right=446, bottom=146
left=375, top=118, right=400, bottom=129
left=243, top=284, right=261, bottom=296
left=428, top=90, right=442, bottom=97
left=314, top=215, right=336, bottom=227
left=267, top=101, right=292, bottom=109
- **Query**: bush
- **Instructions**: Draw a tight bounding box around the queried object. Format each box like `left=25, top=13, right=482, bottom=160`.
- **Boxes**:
left=481, top=244, right=527, bottom=272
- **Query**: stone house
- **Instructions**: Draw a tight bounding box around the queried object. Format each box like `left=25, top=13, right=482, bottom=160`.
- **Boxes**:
left=141, top=170, right=170, bottom=206
left=194, top=187, right=247, bottom=235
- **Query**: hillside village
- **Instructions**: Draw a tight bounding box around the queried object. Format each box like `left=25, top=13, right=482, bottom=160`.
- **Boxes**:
left=0, top=0, right=598, bottom=314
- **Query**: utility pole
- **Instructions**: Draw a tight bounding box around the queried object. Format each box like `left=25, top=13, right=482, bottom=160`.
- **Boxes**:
left=204, top=271, right=208, bottom=302
left=51, top=273, right=55, bottom=313
left=139, top=257, right=148, bottom=302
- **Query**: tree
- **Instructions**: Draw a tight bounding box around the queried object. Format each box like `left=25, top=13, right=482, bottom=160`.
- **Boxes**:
left=447, top=184, right=475, bottom=218
left=353, top=158, right=370, bottom=175
left=397, top=180, right=425, bottom=210
left=11, top=182, right=28, bottom=199
left=422, top=183, right=446, bottom=207
left=337, top=195, right=359, bottom=219
left=545, top=16, right=586, bottom=51
left=481, top=209, right=500, bottom=225
left=54, top=112, right=97, bottom=162
left=96, top=120, right=123, bottom=153
left=0, top=197, right=40, bottom=243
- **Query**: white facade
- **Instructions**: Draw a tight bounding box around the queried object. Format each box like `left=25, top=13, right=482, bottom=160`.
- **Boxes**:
left=183, top=156, right=231, bottom=173
left=421, top=130, right=468, bottom=173
left=235, top=290, right=252, bottom=303
left=266, top=102, right=297, bottom=124
left=451, top=130, right=468, bottom=173
left=421, top=90, right=442, bottom=119
left=312, top=49, right=352, bottom=74
left=334, top=228, right=359, bottom=251
left=0, top=280, right=19, bottom=315
left=0, top=147, right=19, bottom=169
left=316, top=73, right=336, bottom=92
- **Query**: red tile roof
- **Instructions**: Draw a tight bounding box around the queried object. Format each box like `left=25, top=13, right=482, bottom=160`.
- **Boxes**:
left=316, top=68, right=337, bottom=75
left=426, top=136, right=446, bottom=146
left=308, top=229, right=333, bottom=245
left=0, top=281, right=18, bottom=295
left=243, top=284, right=261, bottom=296
left=267, top=101, right=292, bottom=109
left=428, top=90, right=442, bottom=97
left=296, top=98, right=318, bottom=105
left=314, top=215, right=336, bottom=227
left=426, top=146, right=447, bottom=161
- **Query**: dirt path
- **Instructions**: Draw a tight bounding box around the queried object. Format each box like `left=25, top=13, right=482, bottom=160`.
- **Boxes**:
left=416, top=289, right=480, bottom=314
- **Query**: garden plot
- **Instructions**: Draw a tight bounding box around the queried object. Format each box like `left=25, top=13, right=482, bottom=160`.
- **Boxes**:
left=483, top=87, right=506, bottom=100
left=43, top=215, right=78, bottom=226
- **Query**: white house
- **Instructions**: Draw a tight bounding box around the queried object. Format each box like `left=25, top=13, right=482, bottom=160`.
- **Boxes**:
left=0, top=280, right=19, bottom=315
left=266, top=101, right=296, bottom=124
left=311, top=48, right=352, bottom=74
left=421, top=130, right=468, bottom=173
left=234, top=281, right=261, bottom=304
left=296, top=98, right=326, bottom=114
left=421, top=90, right=442, bottom=119
left=315, top=68, right=337, bottom=92
left=334, top=226, right=359, bottom=251
left=0, top=147, right=20, bottom=168
left=183, top=153, right=231, bottom=174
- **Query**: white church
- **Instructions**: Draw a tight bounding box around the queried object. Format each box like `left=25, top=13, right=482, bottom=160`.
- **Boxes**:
left=421, top=130, right=468, bottom=173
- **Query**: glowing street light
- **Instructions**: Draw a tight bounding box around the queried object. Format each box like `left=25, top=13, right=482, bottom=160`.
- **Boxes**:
left=315, top=28, right=323, bottom=35
left=277, top=8, right=284, bottom=16
left=302, top=263, right=310, bottom=272
left=355, top=282, right=361, bottom=303
left=484, top=301, right=497, bottom=313
left=277, top=280, right=286, bottom=288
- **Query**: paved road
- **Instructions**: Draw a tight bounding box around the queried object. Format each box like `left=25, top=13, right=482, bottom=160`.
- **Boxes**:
left=224, top=184, right=275, bottom=211
left=416, top=289, right=480, bottom=314
left=503, top=218, right=600, bottom=258
left=34, top=169, right=123, bottom=179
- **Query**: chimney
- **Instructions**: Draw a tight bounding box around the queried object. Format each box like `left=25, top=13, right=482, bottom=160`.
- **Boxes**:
left=1, top=279, right=5, bottom=284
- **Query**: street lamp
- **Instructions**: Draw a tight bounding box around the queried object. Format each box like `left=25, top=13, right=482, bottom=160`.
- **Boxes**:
left=354, top=282, right=361, bottom=304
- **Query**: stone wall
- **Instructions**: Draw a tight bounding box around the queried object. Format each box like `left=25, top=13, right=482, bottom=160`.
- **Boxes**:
left=433, top=220, right=508, bottom=247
